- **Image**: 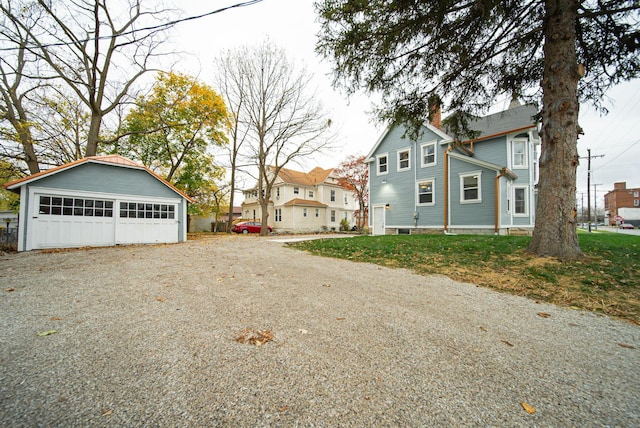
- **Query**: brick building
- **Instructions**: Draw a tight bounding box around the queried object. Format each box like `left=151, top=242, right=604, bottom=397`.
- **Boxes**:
left=604, top=182, right=640, bottom=225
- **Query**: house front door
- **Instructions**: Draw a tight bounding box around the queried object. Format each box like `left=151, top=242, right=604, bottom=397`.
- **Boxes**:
left=372, top=206, right=385, bottom=236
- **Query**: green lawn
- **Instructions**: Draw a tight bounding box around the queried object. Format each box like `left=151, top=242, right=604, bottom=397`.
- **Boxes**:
left=290, top=231, right=640, bottom=323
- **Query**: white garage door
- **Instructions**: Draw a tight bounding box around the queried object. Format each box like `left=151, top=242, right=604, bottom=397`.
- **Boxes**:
left=31, top=195, right=115, bottom=249
left=115, top=201, right=178, bottom=244
left=29, top=194, right=180, bottom=250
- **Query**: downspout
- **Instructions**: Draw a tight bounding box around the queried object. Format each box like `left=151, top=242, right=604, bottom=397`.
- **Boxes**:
left=443, top=146, right=453, bottom=234
left=495, top=169, right=508, bottom=234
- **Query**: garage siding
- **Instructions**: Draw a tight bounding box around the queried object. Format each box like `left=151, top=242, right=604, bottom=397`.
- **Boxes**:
left=35, top=163, right=179, bottom=199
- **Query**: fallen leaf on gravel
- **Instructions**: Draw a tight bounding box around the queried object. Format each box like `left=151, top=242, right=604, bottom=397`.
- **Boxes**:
left=156, top=296, right=165, bottom=302
left=37, top=330, right=57, bottom=336
left=50, top=317, right=64, bottom=321
left=521, top=402, right=536, bottom=414
left=336, top=317, right=345, bottom=321
left=479, top=326, right=488, bottom=332
left=5, top=288, right=16, bottom=292
left=501, top=339, right=514, bottom=347
left=278, top=406, right=288, bottom=412
left=102, top=409, right=113, bottom=416
left=537, top=312, right=551, bottom=318
left=618, top=343, right=636, bottom=349
left=235, top=328, right=274, bottom=346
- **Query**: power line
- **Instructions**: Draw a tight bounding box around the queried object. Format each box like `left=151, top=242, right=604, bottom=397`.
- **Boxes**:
left=0, top=0, right=264, bottom=52
left=594, top=138, right=640, bottom=171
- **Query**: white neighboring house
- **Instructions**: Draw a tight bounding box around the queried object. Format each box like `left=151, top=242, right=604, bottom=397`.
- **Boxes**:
left=241, top=166, right=358, bottom=233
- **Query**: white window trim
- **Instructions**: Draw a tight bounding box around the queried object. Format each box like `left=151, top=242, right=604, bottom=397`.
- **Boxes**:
left=460, top=171, right=482, bottom=204
left=420, top=141, right=437, bottom=167
left=397, top=147, right=411, bottom=172
left=511, top=139, right=528, bottom=169
left=513, top=186, right=529, bottom=216
left=416, top=178, right=436, bottom=206
left=376, top=153, right=389, bottom=176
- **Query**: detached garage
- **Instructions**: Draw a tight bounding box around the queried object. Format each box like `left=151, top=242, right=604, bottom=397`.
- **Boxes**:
left=4, top=155, right=193, bottom=251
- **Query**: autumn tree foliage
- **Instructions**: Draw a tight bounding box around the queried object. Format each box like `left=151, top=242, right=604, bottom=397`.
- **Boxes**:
left=316, top=0, right=640, bottom=259
left=334, top=154, right=368, bottom=230
left=114, top=72, right=229, bottom=214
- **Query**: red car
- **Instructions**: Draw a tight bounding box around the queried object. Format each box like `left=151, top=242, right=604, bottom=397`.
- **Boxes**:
left=231, top=221, right=273, bottom=234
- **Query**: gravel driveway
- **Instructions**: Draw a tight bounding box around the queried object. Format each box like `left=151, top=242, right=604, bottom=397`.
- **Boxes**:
left=1, top=235, right=638, bottom=427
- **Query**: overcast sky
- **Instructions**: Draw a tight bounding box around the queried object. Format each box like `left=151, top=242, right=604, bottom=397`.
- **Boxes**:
left=174, top=0, right=640, bottom=208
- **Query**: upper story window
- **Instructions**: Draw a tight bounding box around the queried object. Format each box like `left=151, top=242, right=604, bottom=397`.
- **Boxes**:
left=397, top=148, right=410, bottom=171
left=344, top=195, right=348, bottom=204
left=377, top=153, right=388, bottom=175
left=309, top=190, right=314, bottom=198
left=276, top=187, right=280, bottom=198
left=330, top=190, right=336, bottom=202
left=512, top=140, right=527, bottom=168
left=417, top=180, right=435, bottom=205
left=293, top=187, right=299, bottom=194
left=421, top=142, right=437, bottom=167
left=460, top=172, right=482, bottom=203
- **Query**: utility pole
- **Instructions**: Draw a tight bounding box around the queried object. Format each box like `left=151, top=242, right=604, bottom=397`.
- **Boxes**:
left=579, top=149, right=604, bottom=232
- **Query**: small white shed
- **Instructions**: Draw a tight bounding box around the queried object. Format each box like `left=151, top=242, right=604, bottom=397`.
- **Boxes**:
left=4, top=155, right=193, bottom=251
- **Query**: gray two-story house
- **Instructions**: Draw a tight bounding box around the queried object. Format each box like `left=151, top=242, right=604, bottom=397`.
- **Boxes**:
left=366, top=102, right=540, bottom=235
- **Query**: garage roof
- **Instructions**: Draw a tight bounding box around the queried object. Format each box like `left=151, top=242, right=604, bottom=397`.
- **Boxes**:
left=4, top=155, right=194, bottom=202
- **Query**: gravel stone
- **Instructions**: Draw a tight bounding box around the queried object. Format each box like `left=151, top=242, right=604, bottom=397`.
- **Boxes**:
left=1, top=234, right=638, bottom=427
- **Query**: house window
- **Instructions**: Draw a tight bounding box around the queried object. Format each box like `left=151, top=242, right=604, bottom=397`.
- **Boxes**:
left=275, top=208, right=282, bottom=222
left=460, top=172, right=482, bottom=203
left=331, top=210, right=336, bottom=222
left=635, top=199, right=639, bottom=207
left=377, top=154, right=388, bottom=175
left=303, top=208, right=307, bottom=217
left=39, top=196, right=114, bottom=217
left=315, top=208, right=319, bottom=217
left=276, top=187, right=280, bottom=198
left=344, top=195, right=348, bottom=204
left=421, top=142, right=437, bottom=167
left=634, top=191, right=639, bottom=197
left=294, top=187, right=299, bottom=194
left=397, top=148, right=410, bottom=171
left=512, top=140, right=527, bottom=168
left=417, top=180, right=435, bottom=205
left=330, top=190, right=336, bottom=202
left=514, top=187, right=528, bottom=215
left=344, top=212, right=348, bottom=220
left=119, top=202, right=174, bottom=219
left=309, top=190, right=314, bottom=198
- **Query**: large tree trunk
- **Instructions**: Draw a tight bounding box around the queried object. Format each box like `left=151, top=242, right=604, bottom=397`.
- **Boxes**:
left=85, top=113, right=102, bottom=157
left=527, top=0, right=583, bottom=259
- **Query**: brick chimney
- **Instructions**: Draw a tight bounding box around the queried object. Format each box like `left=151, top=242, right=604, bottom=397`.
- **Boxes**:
left=429, top=104, right=442, bottom=129
left=614, top=182, right=627, bottom=190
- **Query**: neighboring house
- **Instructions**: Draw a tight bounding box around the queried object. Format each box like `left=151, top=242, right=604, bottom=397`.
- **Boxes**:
left=366, top=102, right=540, bottom=235
left=604, top=182, right=640, bottom=226
left=241, top=166, right=358, bottom=233
left=3, top=155, right=192, bottom=251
